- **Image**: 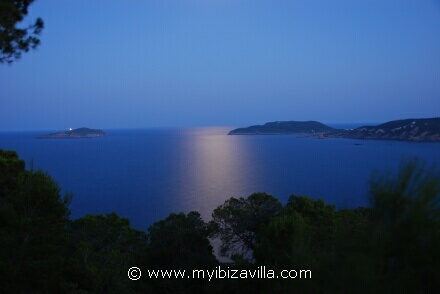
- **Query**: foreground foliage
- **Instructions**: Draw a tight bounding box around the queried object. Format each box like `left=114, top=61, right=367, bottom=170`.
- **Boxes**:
left=0, top=149, right=439, bottom=293
left=0, top=0, right=44, bottom=64
left=210, top=192, right=282, bottom=259
left=0, top=150, right=71, bottom=292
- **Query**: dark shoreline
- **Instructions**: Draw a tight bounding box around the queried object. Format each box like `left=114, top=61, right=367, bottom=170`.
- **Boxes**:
left=229, top=118, right=440, bottom=142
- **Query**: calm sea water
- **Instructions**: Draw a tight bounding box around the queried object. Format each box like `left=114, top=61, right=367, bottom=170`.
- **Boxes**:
left=1, top=127, right=439, bottom=230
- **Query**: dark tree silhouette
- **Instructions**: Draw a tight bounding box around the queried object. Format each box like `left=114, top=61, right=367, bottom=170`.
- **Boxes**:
left=0, top=0, right=44, bottom=64
left=210, top=192, right=282, bottom=259
left=0, top=149, right=71, bottom=293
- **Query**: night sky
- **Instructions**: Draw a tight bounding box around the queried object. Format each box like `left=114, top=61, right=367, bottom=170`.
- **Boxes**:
left=1, top=0, right=439, bottom=131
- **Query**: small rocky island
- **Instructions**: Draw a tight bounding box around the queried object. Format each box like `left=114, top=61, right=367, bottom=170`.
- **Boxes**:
left=229, top=118, right=440, bottom=142
left=229, top=121, right=337, bottom=135
left=38, top=128, right=106, bottom=139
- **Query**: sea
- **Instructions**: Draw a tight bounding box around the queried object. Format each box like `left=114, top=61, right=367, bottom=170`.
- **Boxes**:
left=1, top=126, right=439, bottom=231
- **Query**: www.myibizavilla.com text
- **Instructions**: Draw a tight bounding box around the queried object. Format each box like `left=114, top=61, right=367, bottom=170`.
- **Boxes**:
left=128, top=266, right=311, bottom=281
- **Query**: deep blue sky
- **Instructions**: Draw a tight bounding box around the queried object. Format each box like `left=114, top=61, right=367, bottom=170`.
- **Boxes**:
left=1, top=0, right=439, bottom=131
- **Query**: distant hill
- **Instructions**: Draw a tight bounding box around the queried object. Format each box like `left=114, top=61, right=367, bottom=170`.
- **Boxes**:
left=229, top=118, right=440, bottom=141
left=228, top=121, right=337, bottom=135
left=326, top=118, right=440, bottom=141
left=38, top=128, right=106, bottom=139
